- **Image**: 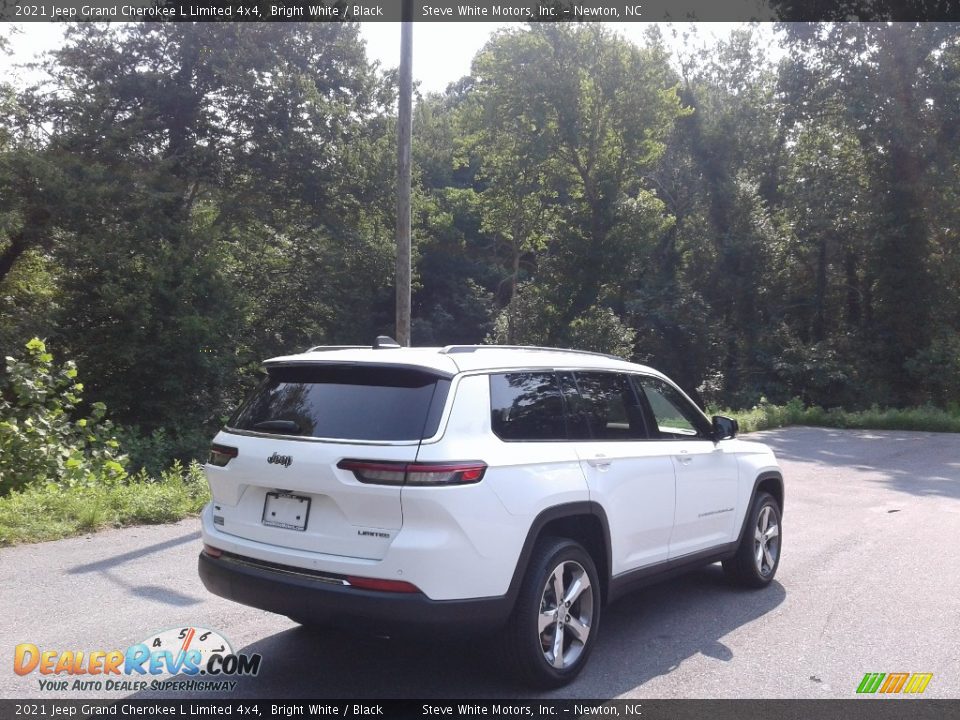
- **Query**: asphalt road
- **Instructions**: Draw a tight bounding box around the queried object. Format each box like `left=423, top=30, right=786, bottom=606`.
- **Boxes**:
left=2, top=427, right=958, bottom=700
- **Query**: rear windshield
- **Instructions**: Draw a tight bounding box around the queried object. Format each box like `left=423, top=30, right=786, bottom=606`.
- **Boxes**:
left=229, top=364, right=450, bottom=441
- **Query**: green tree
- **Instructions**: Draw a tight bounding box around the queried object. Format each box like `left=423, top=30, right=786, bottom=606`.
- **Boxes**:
left=10, top=23, right=397, bottom=452
left=778, top=23, right=960, bottom=403
left=464, top=24, right=687, bottom=349
left=409, top=90, right=497, bottom=345
left=645, top=26, right=789, bottom=403
left=0, top=29, right=65, bottom=352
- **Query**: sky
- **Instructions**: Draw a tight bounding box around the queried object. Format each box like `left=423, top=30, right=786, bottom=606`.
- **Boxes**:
left=1, top=22, right=771, bottom=94
left=359, top=22, right=757, bottom=94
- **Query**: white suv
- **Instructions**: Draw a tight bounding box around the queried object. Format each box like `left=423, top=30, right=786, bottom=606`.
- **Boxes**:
left=198, top=342, right=783, bottom=687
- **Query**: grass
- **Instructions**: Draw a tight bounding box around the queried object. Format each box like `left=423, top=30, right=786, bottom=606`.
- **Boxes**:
left=715, top=398, right=960, bottom=434
left=0, top=461, right=209, bottom=547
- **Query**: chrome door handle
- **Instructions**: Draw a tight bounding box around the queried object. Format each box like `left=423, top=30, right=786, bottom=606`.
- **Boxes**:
left=586, top=456, right=612, bottom=470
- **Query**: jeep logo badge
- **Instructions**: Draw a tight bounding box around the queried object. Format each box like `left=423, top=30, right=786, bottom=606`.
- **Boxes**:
left=267, top=452, right=292, bottom=468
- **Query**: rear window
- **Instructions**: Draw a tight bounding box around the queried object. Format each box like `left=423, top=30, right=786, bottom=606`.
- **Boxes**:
left=229, top=364, right=450, bottom=441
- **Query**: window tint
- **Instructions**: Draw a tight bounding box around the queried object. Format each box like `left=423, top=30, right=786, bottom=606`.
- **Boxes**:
left=562, top=372, right=648, bottom=440
left=634, top=376, right=708, bottom=439
left=490, top=372, right=566, bottom=441
left=230, top=365, right=449, bottom=441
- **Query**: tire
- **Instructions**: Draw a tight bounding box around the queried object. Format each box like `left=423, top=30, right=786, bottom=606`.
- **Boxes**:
left=723, top=491, right=782, bottom=588
left=502, top=537, right=601, bottom=688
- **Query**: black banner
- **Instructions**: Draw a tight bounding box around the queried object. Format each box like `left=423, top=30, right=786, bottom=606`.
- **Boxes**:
left=1, top=700, right=960, bottom=720
left=3, top=0, right=960, bottom=22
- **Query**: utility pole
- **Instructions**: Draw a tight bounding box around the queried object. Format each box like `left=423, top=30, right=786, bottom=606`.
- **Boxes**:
left=395, top=0, right=413, bottom=346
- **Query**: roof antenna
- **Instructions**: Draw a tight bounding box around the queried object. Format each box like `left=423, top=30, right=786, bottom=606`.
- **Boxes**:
left=374, top=335, right=402, bottom=349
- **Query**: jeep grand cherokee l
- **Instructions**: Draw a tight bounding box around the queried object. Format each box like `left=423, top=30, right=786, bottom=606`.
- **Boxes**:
left=198, top=342, right=784, bottom=687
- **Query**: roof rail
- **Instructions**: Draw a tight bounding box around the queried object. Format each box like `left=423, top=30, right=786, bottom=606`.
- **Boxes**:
left=440, top=344, right=623, bottom=361
left=305, top=345, right=369, bottom=352
left=306, top=336, right=403, bottom=352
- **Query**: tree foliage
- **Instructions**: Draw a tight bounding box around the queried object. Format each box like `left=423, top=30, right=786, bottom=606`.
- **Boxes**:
left=2, top=21, right=960, bottom=472
left=464, top=25, right=687, bottom=339
left=3, top=23, right=398, bottom=459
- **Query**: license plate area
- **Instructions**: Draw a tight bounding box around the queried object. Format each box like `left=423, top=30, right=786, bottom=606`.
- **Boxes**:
left=262, top=492, right=311, bottom=531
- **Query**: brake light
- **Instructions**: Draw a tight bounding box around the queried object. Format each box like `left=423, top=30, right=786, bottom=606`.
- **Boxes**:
left=336, top=459, right=487, bottom=486
left=208, top=443, right=238, bottom=467
left=346, top=576, right=420, bottom=593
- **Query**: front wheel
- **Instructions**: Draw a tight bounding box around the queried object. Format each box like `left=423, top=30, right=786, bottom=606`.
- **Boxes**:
left=503, top=537, right=601, bottom=688
left=723, top=491, right=782, bottom=588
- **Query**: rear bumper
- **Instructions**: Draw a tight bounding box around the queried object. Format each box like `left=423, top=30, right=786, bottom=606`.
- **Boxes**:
left=198, top=551, right=513, bottom=632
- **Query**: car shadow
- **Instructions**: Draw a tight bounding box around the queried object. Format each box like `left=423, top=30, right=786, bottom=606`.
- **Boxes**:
left=61, top=529, right=206, bottom=608
left=67, top=531, right=201, bottom=574
left=126, top=565, right=785, bottom=699
left=563, top=566, right=786, bottom=698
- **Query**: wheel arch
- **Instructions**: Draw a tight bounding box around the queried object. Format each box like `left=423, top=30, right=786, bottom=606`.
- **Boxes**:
left=506, top=502, right=612, bottom=607
left=735, top=471, right=784, bottom=547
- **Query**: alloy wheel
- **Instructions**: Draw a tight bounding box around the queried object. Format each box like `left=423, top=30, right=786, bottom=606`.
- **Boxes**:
left=538, top=560, right=594, bottom=670
left=754, top=505, right=780, bottom=576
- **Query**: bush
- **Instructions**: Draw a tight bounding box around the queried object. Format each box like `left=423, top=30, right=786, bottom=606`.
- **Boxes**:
left=906, top=331, right=960, bottom=406
left=0, top=339, right=212, bottom=546
left=714, top=397, right=960, bottom=434
left=0, top=460, right=209, bottom=546
left=0, top=338, right=127, bottom=495
left=115, top=426, right=213, bottom=477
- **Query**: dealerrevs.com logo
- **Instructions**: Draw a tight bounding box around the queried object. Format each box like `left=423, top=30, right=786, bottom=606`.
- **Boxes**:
left=13, top=627, right=262, bottom=693
left=856, top=672, right=933, bottom=695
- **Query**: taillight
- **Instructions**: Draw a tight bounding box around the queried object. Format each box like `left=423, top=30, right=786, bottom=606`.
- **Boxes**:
left=336, top=460, right=407, bottom=485
left=336, top=459, right=487, bottom=486
left=346, top=576, right=420, bottom=593
left=202, top=544, right=223, bottom=558
left=208, top=443, right=238, bottom=467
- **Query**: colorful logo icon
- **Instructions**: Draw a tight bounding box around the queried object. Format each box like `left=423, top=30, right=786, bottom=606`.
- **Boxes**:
left=856, top=672, right=933, bottom=694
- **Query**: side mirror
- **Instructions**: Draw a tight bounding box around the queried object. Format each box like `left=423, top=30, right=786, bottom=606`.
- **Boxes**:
left=712, top=415, right=738, bottom=440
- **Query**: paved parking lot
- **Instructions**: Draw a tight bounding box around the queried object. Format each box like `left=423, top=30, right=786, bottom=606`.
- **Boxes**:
left=1, top=427, right=958, bottom=699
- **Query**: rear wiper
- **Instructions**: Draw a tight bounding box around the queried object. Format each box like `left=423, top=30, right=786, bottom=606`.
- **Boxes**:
left=252, top=420, right=302, bottom=435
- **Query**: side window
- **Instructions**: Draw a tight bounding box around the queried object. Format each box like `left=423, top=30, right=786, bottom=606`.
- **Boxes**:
left=561, top=372, right=648, bottom=441
left=489, top=372, right=567, bottom=441
left=634, top=376, right=710, bottom=440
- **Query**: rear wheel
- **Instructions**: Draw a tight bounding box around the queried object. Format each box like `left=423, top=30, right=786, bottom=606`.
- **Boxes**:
left=723, top=491, right=781, bottom=587
left=503, top=537, right=601, bottom=688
